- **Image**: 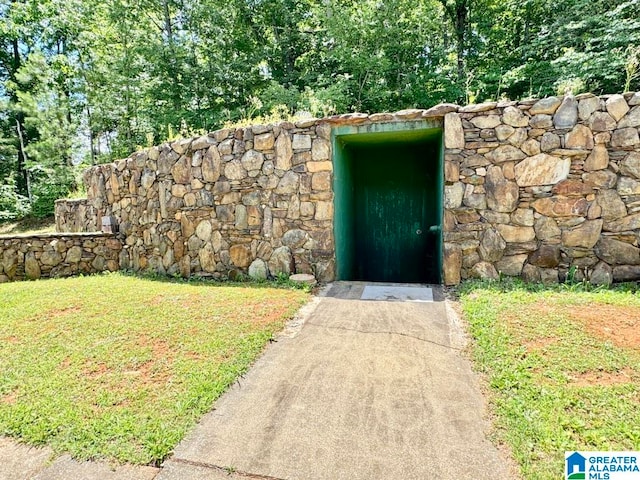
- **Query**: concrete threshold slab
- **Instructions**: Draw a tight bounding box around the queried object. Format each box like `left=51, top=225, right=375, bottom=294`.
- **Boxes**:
left=360, top=285, right=433, bottom=302
left=159, top=282, right=512, bottom=480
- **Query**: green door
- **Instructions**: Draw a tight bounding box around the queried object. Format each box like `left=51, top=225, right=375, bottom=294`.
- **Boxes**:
left=333, top=124, right=443, bottom=283
left=352, top=143, right=440, bottom=283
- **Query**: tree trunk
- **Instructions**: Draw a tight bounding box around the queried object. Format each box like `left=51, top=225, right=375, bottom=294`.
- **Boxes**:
left=454, top=0, right=468, bottom=88
left=438, top=0, right=469, bottom=96
left=87, top=105, right=97, bottom=165
left=11, top=36, right=30, bottom=197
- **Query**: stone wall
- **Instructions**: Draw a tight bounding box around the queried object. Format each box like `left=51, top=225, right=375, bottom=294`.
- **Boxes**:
left=53, top=92, right=640, bottom=285
left=69, top=121, right=336, bottom=281
left=443, top=92, right=640, bottom=285
left=55, top=198, right=100, bottom=233
left=0, top=233, right=122, bottom=282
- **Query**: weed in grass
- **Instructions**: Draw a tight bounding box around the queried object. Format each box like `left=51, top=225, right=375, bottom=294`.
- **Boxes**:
left=0, top=272, right=310, bottom=465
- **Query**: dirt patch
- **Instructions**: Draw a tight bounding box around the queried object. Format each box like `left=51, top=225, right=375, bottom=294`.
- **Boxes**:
left=523, top=337, right=559, bottom=352
left=505, top=301, right=640, bottom=350
left=83, top=361, right=111, bottom=379
left=568, top=368, right=636, bottom=387
left=0, top=391, right=17, bottom=405
left=569, top=304, right=640, bottom=350
left=122, top=336, right=175, bottom=388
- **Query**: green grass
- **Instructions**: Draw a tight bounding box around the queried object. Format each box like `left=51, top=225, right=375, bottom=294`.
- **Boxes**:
left=0, top=272, right=310, bottom=465
left=458, top=280, right=640, bottom=480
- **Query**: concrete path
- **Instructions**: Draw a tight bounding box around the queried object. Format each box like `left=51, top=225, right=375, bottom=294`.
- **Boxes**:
left=1, top=282, right=513, bottom=480
left=158, top=282, right=512, bottom=480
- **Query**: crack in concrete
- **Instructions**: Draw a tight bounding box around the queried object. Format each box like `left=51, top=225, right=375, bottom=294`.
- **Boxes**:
left=169, top=457, right=287, bottom=480
left=303, top=321, right=464, bottom=351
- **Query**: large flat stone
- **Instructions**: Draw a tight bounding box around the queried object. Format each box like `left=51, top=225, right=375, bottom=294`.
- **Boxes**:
left=514, top=154, right=570, bottom=186
left=595, top=237, right=640, bottom=265
left=532, top=196, right=589, bottom=217
left=495, top=224, right=535, bottom=243
left=562, top=219, right=603, bottom=248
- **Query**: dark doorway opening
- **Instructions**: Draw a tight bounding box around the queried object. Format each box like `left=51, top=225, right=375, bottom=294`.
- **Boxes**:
left=333, top=124, right=443, bottom=283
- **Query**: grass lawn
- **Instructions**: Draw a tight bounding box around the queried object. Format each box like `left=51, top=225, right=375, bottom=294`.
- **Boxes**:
left=0, top=272, right=310, bottom=465
left=458, top=280, right=640, bottom=480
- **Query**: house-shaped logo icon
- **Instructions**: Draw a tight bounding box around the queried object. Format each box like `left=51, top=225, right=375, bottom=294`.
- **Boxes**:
left=566, top=452, right=587, bottom=479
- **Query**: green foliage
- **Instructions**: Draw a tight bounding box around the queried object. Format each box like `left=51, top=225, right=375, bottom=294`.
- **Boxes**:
left=0, top=176, right=30, bottom=221
left=1, top=0, right=639, bottom=219
left=29, top=166, right=76, bottom=218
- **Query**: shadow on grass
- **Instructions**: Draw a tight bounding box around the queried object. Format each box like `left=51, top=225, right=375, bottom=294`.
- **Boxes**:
left=0, top=216, right=56, bottom=235
left=90, top=269, right=315, bottom=293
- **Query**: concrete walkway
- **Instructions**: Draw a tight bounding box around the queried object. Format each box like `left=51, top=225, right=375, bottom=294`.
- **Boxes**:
left=1, top=282, right=513, bottom=480
left=159, top=282, right=512, bottom=480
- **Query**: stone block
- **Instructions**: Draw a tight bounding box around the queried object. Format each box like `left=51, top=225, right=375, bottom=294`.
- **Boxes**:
left=530, top=96, right=562, bottom=115
left=495, top=225, right=536, bottom=243
left=590, top=261, right=612, bottom=285
left=254, top=132, right=275, bottom=150
left=562, top=219, right=603, bottom=248
left=268, top=246, right=294, bottom=276
left=485, top=166, right=518, bottom=213
left=620, top=152, right=640, bottom=178
left=487, top=145, right=526, bottom=163
left=595, top=237, right=640, bottom=265
left=292, top=134, right=312, bottom=150
left=443, top=243, right=462, bottom=285
left=470, top=261, right=499, bottom=280
left=248, top=258, right=268, bottom=280
left=605, top=94, right=630, bottom=121
left=479, top=228, right=506, bottom=262
left=611, top=128, right=640, bottom=148
left=514, top=154, right=570, bottom=187
left=532, top=196, right=588, bottom=217
left=444, top=113, right=464, bottom=149
left=495, top=254, right=528, bottom=276
left=565, top=125, right=594, bottom=149
left=470, top=115, right=501, bottom=128
left=553, top=95, right=578, bottom=128
left=444, top=182, right=465, bottom=209
left=528, top=245, right=561, bottom=268
left=618, top=106, right=640, bottom=128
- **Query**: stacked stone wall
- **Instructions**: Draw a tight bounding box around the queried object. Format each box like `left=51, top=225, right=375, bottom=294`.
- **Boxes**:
left=443, top=92, right=640, bottom=285
left=55, top=198, right=100, bottom=233
left=0, top=233, right=122, bottom=282
left=72, top=121, right=336, bottom=281
left=52, top=92, right=640, bottom=285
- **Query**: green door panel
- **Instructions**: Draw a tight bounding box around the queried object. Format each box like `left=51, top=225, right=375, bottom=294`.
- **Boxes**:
left=334, top=126, right=443, bottom=284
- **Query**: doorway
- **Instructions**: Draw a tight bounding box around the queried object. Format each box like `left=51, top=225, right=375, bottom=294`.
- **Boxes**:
left=333, top=122, right=443, bottom=283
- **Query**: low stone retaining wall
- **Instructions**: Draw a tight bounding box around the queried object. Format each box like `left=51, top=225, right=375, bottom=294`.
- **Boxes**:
left=0, top=233, right=122, bottom=282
